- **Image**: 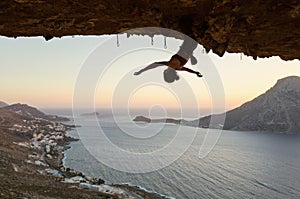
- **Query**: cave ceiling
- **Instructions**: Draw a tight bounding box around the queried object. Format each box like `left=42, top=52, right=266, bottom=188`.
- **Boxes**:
left=0, top=0, right=299, bottom=60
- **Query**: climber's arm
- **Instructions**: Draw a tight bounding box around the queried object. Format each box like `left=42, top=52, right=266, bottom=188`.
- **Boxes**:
left=134, top=62, right=167, bottom=75
left=179, top=67, right=202, bottom=77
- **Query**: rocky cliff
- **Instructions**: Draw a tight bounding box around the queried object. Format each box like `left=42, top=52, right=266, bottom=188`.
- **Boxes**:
left=0, top=0, right=299, bottom=60
left=220, top=76, right=300, bottom=133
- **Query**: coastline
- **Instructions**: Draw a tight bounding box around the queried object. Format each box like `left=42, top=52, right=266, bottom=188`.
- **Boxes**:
left=0, top=120, right=106, bottom=198
left=46, top=135, right=78, bottom=169
left=62, top=124, right=171, bottom=199
left=115, top=183, right=175, bottom=199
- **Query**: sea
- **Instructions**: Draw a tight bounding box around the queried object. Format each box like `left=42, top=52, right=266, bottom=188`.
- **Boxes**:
left=44, top=109, right=300, bottom=199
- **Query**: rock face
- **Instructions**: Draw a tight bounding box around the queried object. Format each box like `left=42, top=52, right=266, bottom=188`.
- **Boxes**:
left=220, top=76, right=300, bottom=133
left=0, top=101, right=8, bottom=108
left=0, top=0, right=299, bottom=60
left=3, top=103, right=69, bottom=122
left=135, top=76, right=300, bottom=133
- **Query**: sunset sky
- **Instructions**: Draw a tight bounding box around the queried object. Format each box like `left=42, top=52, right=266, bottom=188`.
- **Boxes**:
left=0, top=35, right=299, bottom=113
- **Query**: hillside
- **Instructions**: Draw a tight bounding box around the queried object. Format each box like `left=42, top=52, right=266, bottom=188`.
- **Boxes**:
left=0, top=109, right=28, bottom=127
left=3, top=103, right=69, bottom=122
left=135, top=76, right=300, bottom=134
left=0, top=101, right=8, bottom=108
left=219, top=76, right=300, bottom=133
left=0, top=114, right=104, bottom=199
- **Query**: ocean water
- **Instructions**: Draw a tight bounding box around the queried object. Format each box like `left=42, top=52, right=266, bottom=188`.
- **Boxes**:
left=62, top=114, right=300, bottom=199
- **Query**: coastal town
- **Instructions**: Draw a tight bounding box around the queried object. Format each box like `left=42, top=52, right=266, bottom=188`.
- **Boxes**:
left=0, top=104, right=167, bottom=199
left=9, top=118, right=135, bottom=198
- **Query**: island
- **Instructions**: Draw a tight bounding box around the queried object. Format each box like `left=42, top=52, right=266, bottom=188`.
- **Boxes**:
left=134, top=76, right=300, bottom=134
left=133, top=115, right=186, bottom=125
left=80, top=112, right=100, bottom=117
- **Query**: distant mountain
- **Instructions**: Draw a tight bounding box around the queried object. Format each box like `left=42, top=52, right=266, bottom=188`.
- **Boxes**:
left=220, top=76, right=300, bottom=133
left=135, top=76, right=300, bottom=134
left=3, top=103, right=69, bottom=122
left=80, top=112, right=100, bottom=117
left=0, top=101, right=8, bottom=108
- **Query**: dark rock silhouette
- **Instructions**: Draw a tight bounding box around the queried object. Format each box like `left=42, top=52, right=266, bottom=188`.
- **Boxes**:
left=133, top=116, right=152, bottom=123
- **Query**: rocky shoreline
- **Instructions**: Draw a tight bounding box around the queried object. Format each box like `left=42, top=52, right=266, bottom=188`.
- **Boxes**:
left=0, top=121, right=102, bottom=198
left=1, top=114, right=168, bottom=199
left=61, top=125, right=169, bottom=199
left=0, top=104, right=170, bottom=198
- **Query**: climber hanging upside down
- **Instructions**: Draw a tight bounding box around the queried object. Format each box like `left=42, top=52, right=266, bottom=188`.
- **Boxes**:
left=134, top=36, right=203, bottom=83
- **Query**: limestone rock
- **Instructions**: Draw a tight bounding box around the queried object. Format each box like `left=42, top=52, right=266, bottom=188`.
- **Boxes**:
left=0, top=0, right=299, bottom=60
